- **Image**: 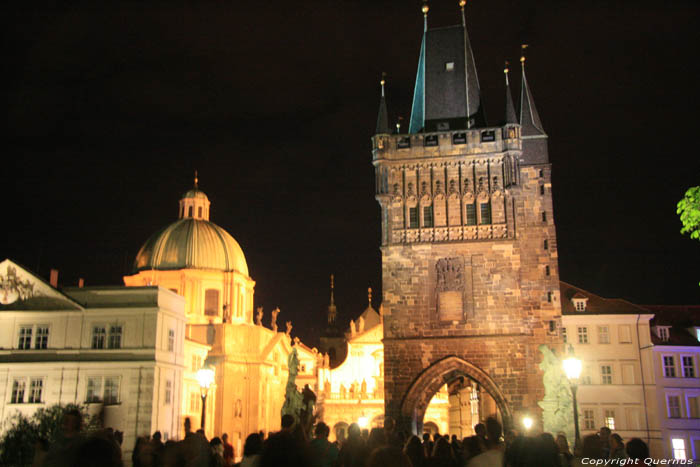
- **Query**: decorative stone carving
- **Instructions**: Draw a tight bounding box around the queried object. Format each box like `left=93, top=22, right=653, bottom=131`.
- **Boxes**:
left=436, top=257, right=465, bottom=293
left=0, top=265, right=36, bottom=305
left=255, top=306, right=263, bottom=326
left=537, top=345, right=574, bottom=445
left=448, top=179, right=458, bottom=196
left=285, top=321, right=293, bottom=336
left=406, top=182, right=414, bottom=197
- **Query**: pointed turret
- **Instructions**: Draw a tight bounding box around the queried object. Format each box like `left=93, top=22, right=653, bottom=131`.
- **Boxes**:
left=327, top=274, right=337, bottom=325
left=409, top=1, right=486, bottom=133
left=518, top=46, right=549, bottom=164
left=504, top=61, right=517, bottom=124
left=375, top=74, right=390, bottom=135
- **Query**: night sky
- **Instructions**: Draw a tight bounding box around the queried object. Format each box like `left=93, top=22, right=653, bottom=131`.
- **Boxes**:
left=5, top=0, right=700, bottom=347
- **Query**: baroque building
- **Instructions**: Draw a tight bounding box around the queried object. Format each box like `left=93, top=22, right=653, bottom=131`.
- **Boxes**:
left=372, top=4, right=562, bottom=433
left=123, top=180, right=303, bottom=453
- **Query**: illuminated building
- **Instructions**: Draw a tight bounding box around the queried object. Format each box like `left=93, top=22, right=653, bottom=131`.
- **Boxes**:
left=123, top=179, right=302, bottom=452
left=0, top=259, right=187, bottom=456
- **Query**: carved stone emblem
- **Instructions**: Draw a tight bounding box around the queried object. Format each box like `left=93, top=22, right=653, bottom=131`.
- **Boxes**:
left=436, top=257, right=465, bottom=292
left=0, top=265, right=36, bottom=305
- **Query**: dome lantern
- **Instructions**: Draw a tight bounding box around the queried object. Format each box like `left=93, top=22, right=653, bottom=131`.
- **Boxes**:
left=179, top=171, right=211, bottom=221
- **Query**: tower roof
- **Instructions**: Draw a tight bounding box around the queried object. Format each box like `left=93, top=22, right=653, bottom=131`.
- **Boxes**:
left=409, top=4, right=485, bottom=133
left=375, top=75, right=390, bottom=135
left=519, top=53, right=546, bottom=136
left=504, top=62, right=517, bottom=124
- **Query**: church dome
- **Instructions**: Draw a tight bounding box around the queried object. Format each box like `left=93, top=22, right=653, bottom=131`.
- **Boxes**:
left=133, top=180, right=248, bottom=275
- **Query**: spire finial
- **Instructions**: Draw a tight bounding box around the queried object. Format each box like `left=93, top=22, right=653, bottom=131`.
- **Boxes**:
left=367, top=287, right=372, bottom=307
left=330, top=274, right=335, bottom=306
left=520, top=44, right=529, bottom=65
left=459, top=0, right=467, bottom=27
left=504, top=60, right=510, bottom=86
left=380, top=72, right=386, bottom=98
left=422, top=2, right=429, bottom=31
left=194, top=170, right=199, bottom=188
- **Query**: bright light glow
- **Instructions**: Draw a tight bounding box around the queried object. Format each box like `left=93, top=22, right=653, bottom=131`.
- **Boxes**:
left=672, top=438, right=686, bottom=460
left=522, top=417, right=533, bottom=430
left=563, top=357, right=582, bottom=380
left=358, top=416, right=368, bottom=428
left=196, top=367, right=215, bottom=389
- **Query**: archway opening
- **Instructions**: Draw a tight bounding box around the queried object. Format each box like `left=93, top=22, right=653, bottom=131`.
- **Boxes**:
left=402, top=356, right=512, bottom=437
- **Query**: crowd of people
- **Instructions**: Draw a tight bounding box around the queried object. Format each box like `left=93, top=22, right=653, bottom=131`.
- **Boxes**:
left=31, top=409, right=653, bottom=467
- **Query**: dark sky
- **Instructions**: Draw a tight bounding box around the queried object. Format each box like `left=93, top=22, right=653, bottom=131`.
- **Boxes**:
left=5, top=0, right=700, bottom=347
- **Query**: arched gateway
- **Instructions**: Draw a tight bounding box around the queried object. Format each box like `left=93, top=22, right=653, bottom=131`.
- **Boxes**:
left=401, top=356, right=512, bottom=434
left=371, top=4, right=563, bottom=437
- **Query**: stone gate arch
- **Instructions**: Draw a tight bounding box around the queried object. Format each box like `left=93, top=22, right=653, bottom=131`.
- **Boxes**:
left=400, top=356, right=513, bottom=434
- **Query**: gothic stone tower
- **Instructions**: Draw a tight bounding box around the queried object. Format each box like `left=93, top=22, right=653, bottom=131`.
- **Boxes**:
left=372, top=4, right=562, bottom=433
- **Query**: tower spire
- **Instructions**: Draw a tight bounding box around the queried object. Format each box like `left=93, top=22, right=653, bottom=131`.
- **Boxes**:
left=194, top=170, right=199, bottom=188
left=367, top=287, right=372, bottom=308
left=519, top=45, right=545, bottom=136
left=376, top=73, right=390, bottom=135
left=327, top=274, right=337, bottom=325
left=460, top=0, right=485, bottom=129
left=410, top=4, right=428, bottom=133
left=504, top=60, right=517, bottom=124
left=422, top=2, right=429, bottom=32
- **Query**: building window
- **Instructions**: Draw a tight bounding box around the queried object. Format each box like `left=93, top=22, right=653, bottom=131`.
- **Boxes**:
left=108, top=325, right=122, bottom=349
left=189, top=391, right=200, bottom=414
left=583, top=409, right=595, bottom=430
left=11, top=379, right=26, bottom=403
left=104, top=377, right=119, bottom=405
left=682, top=356, right=695, bottom=378
left=445, top=62, right=455, bottom=71
left=672, top=438, right=687, bottom=460
left=423, top=206, right=434, bottom=228
left=619, top=325, right=632, bottom=343
left=480, top=203, right=491, bottom=225
left=687, top=396, right=699, bottom=418
left=581, top=374, right=592, bottom=385
left=542, top=211, right=547, bottom=222
left=577, top=327, right=588, bottom=344
left=188, top=206, right=193, bottom=217
left=668, top=395, right=682, bottom=418
left=204, top=289, right=220, bottom=316
left=543, top=239, right=549, bottom=250
left=408, top=207, right=419, bottom=228
left=86, top=377, right=102, bottom=403
left=18, top=326, right=32, bottom=349
left=466, top=203, right=477, bottom=226
left=658, top=326, right=670, bottom=341
left=598, top=326, right=610, bottom=344
left=664, top=356, right=676, bottom=378
left=561, top=328, right=567, bottom=343
left=573, top=299, right=587, bottom=312
left=547, top=291, right=553, bottom=303
left=28, top=378, right=43, bottom=403
left=92, top=326, right=106, bottom=349
left=35, top=326, right=49, bottom=349
left=165, top=380, right=172, bottom=405
left=198, top=206, right=202, bottom=217
left=601, top=365, right=613, bottom=384
left=168, top=329, right=175, bottom=352
left=540, top=185, right=545, bottom=195
left=604, top=409, right=615, bottom=429
left=192, top=355, right=202, bottom=372
left=545, top=265, right=550, bottom=276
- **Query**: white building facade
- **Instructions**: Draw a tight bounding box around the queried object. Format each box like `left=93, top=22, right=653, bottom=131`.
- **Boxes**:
left=0, top=259, right=187, bottom=459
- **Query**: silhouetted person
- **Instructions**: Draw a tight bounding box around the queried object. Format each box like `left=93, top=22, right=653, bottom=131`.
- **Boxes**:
left=423, top=433, right=434, bottom=458
left=431, top=436, right=457, bottom=467
left=210, top=437, right=224, bottom=467
left=537, top=433, right=560, bottom=467
left=625, top=438, right=648, bottom=461
left=367, top=427, right=387, bottom=454
left=221, top=433, right=234, bottom=466
left=281, top=414, right=295, bottom=434
left=571, top=434, right=603, bottom=466
left=151, top=431, right=165, bottom=467
left=338, top=423, right=368, bottom=467
left=404, top=435, right=426, bottom=467
left=467, top=417, right=503, bottom=467
left=384, top=417, right=403, bottom=449
left=310, top=422, right=339, bottom=467
left=260, top=429, right=310, bottom=467
left=75, top=434, right=122, bottom=467
left=598, top=427, right=611, bottom=458
left=240, top=433, right=263, bottom=467
left=367, top=446, right=412, bottom=467
left=609, top=434, right=626, bottom=460
left=462, top=435, right=483, bottom=462
left=44, top=409, right=85, bottom=467
left=556, top=433, right=573, bottom=467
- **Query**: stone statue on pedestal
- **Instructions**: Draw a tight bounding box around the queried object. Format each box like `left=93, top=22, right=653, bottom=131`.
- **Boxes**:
left=271, top=307, right=280, bottom=332
left=255, top=306, right=263, bottom=326
left=281, top=348, right=316, bottom=436
left=537, top=345, right=575, bottom=444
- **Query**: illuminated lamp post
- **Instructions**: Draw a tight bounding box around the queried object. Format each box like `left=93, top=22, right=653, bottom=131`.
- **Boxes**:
left=562, top=348, right=582, bottom=451
left=196, top=365, right=215, bottom=431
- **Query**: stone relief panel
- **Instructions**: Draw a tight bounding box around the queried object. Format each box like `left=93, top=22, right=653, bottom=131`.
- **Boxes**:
left=435, top=257, right=474, bottom=321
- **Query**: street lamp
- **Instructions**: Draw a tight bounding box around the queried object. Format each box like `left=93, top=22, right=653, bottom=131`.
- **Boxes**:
left=522, top=416, right=533, bottom=431
left=562, top=348, right=582, bottom=451
left=196, top=365, right=215, bottom=431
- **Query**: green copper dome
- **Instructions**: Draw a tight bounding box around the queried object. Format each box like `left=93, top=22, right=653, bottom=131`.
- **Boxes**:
left=133, top=218, right=249, bottom=275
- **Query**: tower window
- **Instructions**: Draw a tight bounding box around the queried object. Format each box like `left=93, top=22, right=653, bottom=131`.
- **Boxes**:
left=92, top=326, right=106, bottom=349
left=544, top=239, right=549, bottom=250
left=480, top=203, right=491, bottom=224
left=423, top=206, right=434, bottom=228
left=542, top=212, right=547, bottom=222
left=480, top=130, right=495, bottom=142
left=466, top=204, right=477, bottom=226
left=408, top=207, right=419, bottom=228
left=198, top=207, right=202, bottom=217
left=540, top=185, right=545, bottom=195
left=424, top=135, right=438, bottom=147
left=188, top=206, right=193, bottom=217
left=545, top=265, right=550, bottom=276
left=445, top=62, right=455, bottom=71
left=452, top=133, right=466, bottom=145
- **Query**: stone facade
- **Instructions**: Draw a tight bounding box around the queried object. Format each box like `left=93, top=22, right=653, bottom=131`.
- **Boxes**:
left=373, top=127, right=563, bottom=433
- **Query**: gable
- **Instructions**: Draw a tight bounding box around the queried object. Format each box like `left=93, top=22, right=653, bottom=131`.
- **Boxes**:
left=0, top=259, right=82, bottom=311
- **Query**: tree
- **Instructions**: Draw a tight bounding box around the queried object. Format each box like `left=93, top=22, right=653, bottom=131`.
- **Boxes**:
left=0, top=404, right=99, bottom=467
left=678, top=186, right=700, bottom=241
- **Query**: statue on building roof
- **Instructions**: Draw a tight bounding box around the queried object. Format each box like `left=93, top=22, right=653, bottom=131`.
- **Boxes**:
left=255, top=306, right=263, bottom=326
left=286, top=321, right=293, bottom=337
left=271, top=307, right=280, bottom=332
left=349, top=319, right=355, bottom=337
left=358, top=316, right=365, bottom=333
